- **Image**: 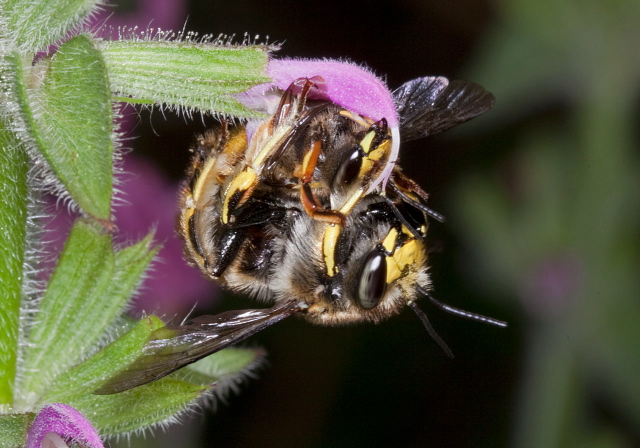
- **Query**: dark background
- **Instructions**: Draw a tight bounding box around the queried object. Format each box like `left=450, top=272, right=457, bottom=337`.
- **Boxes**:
left=107, top=0, right=640, bottom=447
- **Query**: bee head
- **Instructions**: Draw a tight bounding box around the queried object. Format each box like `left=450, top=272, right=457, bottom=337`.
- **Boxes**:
left=275, top=195, right=431, bottom=325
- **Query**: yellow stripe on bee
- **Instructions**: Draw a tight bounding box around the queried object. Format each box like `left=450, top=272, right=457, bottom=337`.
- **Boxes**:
left=182, top=205, right=194, bottom=224
left=385, top=258, right=402, bottom=284
left=180, top=206, right=207, bottom=265
left=192, top=157, right=220, bottom=204
left=382, top=228, right=398, bottom=253
left=222, top=167, right=258, bottom=224
left=393, top=240, right=420, bottom=272
left=253, top=125, right=291, bottom=168
left=192, top=130, right=248, bottom=203
left=323, top=224, right=342, bottom=277
left=360, top=130, right=376, bottom=154
left=384, top=240, right=420, bottom=284
left=338, top=188, right=364, bottom=215
left=368, top=139, right=390, bottom=161
left=338, top=110, right=371, bottom=127
left=301, top=146, right=315, bottom=174
left=357, top=138, right=391, bottom=185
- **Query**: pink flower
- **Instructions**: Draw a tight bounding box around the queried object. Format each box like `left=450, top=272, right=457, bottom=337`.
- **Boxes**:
left=26, top=404, right=104, bottom=448
left=239, top=58, right=401, bottom=192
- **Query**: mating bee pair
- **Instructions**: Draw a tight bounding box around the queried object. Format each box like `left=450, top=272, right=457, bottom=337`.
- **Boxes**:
left=98, top=72, right=505, bottom=394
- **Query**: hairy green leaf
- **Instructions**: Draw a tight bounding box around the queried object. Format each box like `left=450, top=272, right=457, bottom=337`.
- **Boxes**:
left=17, top=220, right=156, bottom=404
left=32, top=34, right=113, bottom=221
left=0, top=413, right=34, bottom=448
left=72, top=347, right=264, bottom=436
left=99, top=40, right=271, bottom=118
left=75, top=377, right=204, bottom=436
left=3, top=0, right=103, bottom=52
left=42, top=316, right=165, bottom=405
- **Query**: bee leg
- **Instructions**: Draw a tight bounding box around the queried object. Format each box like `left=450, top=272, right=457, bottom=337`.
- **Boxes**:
left=273, top=77, right=327, bottom=127
left=221, top=166, right=259, bottom=224
left=299, top=139, right=345, bottom=225
left=388, top=173, right=445, bottom=223
left=207, top=226, right=248, bottom=278
left=210, top=201, right=292, bottom=278
left=231, top=200, right=290, bottom=228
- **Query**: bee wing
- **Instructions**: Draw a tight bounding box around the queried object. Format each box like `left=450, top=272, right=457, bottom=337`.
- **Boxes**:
left=95, top=301, right=301, bottom=395
left=393, top=76, right=495, bottom=142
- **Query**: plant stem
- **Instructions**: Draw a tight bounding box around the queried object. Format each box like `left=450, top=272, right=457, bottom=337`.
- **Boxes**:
left=0, top=123, right=29, bottom=405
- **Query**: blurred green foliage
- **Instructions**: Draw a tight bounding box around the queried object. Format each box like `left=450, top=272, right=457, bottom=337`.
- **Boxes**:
left=457, top=1, right=640, bottom=446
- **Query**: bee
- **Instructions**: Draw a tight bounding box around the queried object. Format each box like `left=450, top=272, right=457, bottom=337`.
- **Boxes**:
left=96, top=73, right=506, bottom=395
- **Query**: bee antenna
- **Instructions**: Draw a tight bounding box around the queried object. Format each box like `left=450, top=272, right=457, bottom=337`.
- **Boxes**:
left=387, top=181, right=446, bottom=223
left=381, top=196, right=423, bottom=240
left=407, top=300, right=454, bottom=358
left=416, top=285, right=508, bottom=328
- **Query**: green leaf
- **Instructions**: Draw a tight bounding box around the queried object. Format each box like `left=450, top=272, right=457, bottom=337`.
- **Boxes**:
left=0, top=413, right=34, bottom=448
left=68, top=347, right=264, bottom=436
left=74, top=377, right=205, bottom=436
left=41, top=316, right=165, bottom=405
left=3, top=0, right=102, bottom=52
left=112, top=232, right=158, bottom=309
left=98, top=40, right=271, bottom=118
left=0, top=122, right=28, bottom=405
left=32, top=34, right=114, bottom=221
left=17, top=220, right=156, bottom=404
left=176, top=347, right=265, bottom=385
left=43, top=316, right=203, bottom=436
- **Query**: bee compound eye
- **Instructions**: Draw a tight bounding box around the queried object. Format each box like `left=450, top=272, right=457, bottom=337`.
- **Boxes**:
left=356, top=250, right=387, bottom=310
left=332, top=145, right=363, bottom=189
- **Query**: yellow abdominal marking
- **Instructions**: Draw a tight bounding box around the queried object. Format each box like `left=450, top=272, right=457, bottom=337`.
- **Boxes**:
left=322, top=224, right=342, bottom=277
left=222, top=167, right=258, bottom=224
left=182, top=205, right=194, bottom=227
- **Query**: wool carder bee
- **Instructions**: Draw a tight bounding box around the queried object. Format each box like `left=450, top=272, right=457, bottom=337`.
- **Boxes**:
left=97, top=65, right=506, bottom=395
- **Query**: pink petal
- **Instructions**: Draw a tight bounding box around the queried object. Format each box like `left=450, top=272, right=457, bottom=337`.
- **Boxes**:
left=267, top=59, right=399, bottom=128
left=240, top=58, right=398, bottom=128
left=239, top=58, right=401, bottom=192
left=26, top=404, right=104, bottom=448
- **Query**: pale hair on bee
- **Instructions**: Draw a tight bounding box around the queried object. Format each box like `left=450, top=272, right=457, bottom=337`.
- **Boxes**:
left=96, top=59, right=506, bottom=395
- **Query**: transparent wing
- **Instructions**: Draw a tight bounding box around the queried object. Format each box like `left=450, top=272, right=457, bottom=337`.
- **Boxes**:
left=393, top=76, right=495, bottom=142
left=95, top=300, right=301, bottom=394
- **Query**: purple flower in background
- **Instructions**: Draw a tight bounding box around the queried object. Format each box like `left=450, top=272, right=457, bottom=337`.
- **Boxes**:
left=520, top=253, right=584, bottom=319
left=26, top=404, right=104, bottom=448
left=116, top=154, right=214, bottom=317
